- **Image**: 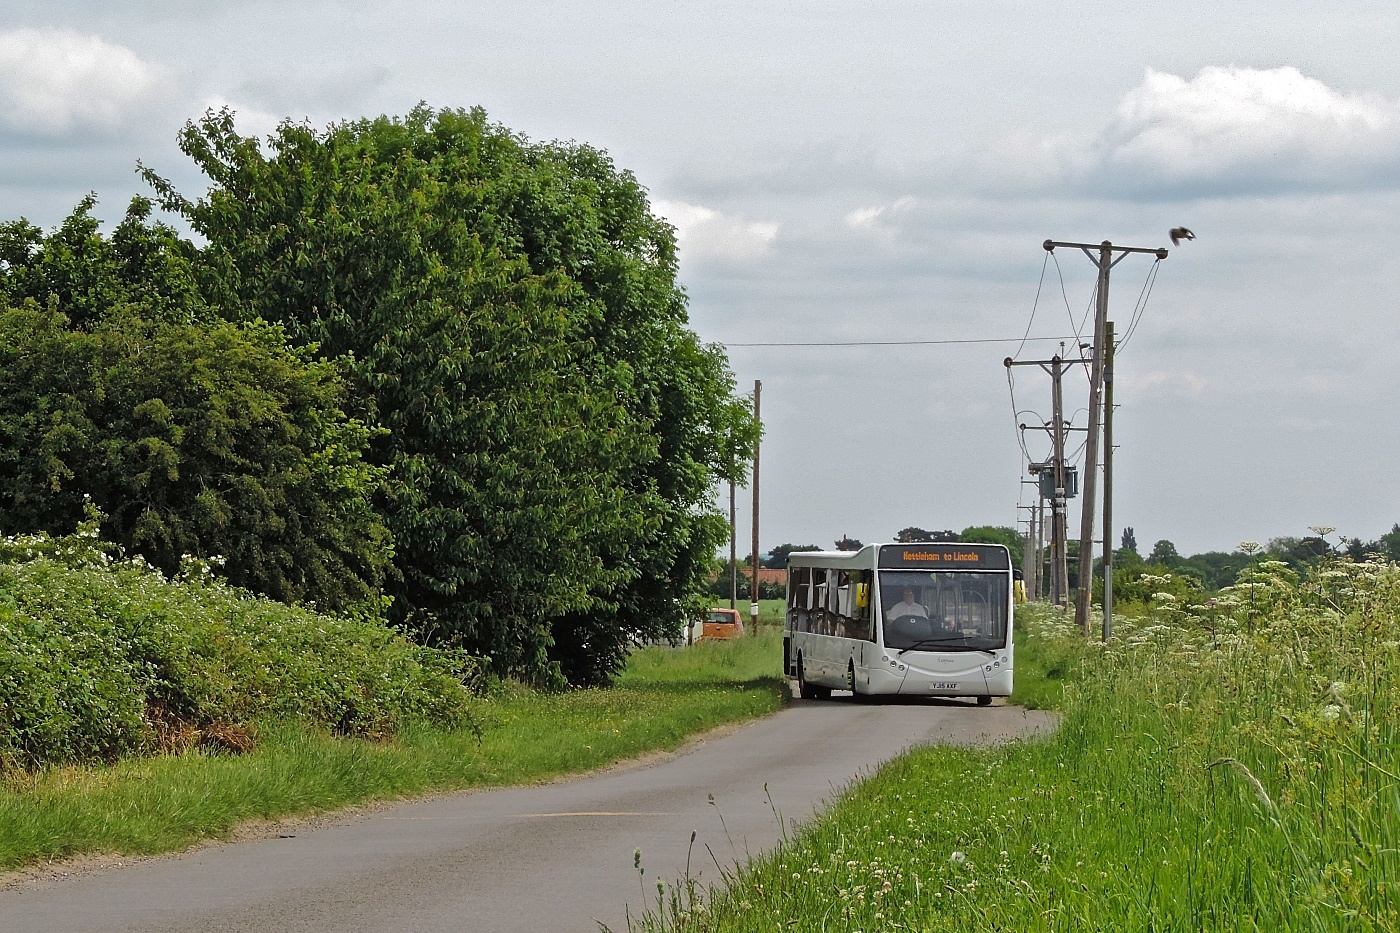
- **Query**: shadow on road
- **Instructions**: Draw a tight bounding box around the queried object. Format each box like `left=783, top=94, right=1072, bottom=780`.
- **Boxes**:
left=785, top=688, right=1006, bottom=708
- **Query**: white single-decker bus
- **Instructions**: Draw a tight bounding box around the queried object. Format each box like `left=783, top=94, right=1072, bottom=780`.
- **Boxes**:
left=784, top=543, right=1013, bottom=704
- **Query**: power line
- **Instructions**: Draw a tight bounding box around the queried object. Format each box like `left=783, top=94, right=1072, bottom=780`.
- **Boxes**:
left=1117, top=257, right=1163, bottom=352
left=721, top=335, right=1079, bottom=348
left=1011, top=251, right=1052, bottom=360
left=1007, top=367, right=1034, bottom=461
left=1051, top=251, right=1085, bottom=341
left=1043, top=238, right=1170, bottom=639
left=1050, top=250, right=1098, bottom=382
left=1005, top=257, right=1061, bottom=462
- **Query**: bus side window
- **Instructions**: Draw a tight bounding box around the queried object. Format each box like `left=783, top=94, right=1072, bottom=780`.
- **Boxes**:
left=812, top=569, right=828, bottom=635
left=833, top=571, right=848, bottom=637
left=788, top=567, right=810, bottom=632
left=855, top=571, right=875, bottom=640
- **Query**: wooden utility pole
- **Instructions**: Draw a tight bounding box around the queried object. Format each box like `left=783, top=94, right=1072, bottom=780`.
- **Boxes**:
left=1050, top=354, right=1070, bottom=606
left=728, top=479, right=737, bottom=610
left=1018, top=499, right=1038, bottom=601
left=1021, top=501, right=1040, bottom=601
left=1102, top=320, right=1115, bottom=641
left=1043, top=240, right=1168, bottom=634
left=1005, top=350, right=1074, bottom=607
left=750, top=380, right=762, bottom=630
left=1075, top=242, right=1111, bottom=634
left=1035, top=498, right=1046, bottom=600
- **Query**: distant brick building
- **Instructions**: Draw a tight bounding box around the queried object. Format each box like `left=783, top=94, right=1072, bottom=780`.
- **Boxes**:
left=711, top=567, right=785, bottom=583
left=708, top=565, right=787, bottom=598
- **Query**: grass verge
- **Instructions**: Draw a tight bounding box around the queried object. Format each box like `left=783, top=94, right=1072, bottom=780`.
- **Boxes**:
left=0, top=633, right=786, bottom=871
left=1008, top=604, right=1097, bottom=711
left=635, top=562, right=1400, bottom=931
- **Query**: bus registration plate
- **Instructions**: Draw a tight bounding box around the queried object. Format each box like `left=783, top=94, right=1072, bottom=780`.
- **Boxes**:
left=928, top=682, right=959, bottom=690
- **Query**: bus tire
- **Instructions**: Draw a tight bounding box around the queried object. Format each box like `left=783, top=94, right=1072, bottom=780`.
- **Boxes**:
left=797, top=657, right=828, bottom=701
left=847, top=662, right=871, bottom=703
left=977, top=695, right=993, bottom=707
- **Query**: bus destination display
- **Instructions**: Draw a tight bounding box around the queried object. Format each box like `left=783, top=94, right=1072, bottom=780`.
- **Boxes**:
left=877, top=544, right=1010, bottom=571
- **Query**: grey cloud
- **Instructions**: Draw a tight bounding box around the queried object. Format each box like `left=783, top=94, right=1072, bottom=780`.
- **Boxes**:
left=0, top=28, right=182, bottom=140
left=999, top=66, right=1400, bottom=201
left=671, top=66, right=1400, bottom=208
left=1, top=0, right=368, bottom=27
left=2, top=0, right=1398, bottom=553
left=234, top=65, right=392, bottom=117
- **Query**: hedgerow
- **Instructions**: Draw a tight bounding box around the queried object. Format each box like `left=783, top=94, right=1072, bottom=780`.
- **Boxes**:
left=0, top=523, right=478, bottom=772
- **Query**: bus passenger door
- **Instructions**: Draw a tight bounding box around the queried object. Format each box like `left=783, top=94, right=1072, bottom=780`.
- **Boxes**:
left=809, top=568, right=830, bottom=678
left=852, top=573, right=874, bottom=690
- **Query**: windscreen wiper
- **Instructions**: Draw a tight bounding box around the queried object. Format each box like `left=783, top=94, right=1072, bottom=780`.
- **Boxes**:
left=897, top=639, right=997, bottom=657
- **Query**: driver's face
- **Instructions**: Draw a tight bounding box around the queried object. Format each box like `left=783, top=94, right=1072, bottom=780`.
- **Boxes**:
left=902, top=589, right=915, bottom=602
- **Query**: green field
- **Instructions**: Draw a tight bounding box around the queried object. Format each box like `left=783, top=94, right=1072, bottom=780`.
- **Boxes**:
left=701, top=598, right=786, bottom=631
left=0, top=633, right=786, bottom=871
left=635, top=559, right=1400, bottom=931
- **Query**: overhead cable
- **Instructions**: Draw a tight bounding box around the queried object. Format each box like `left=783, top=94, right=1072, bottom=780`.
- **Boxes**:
left=722, top=335, right=1078, bottom=348
left=1117, top=258, right=1162, bottom=352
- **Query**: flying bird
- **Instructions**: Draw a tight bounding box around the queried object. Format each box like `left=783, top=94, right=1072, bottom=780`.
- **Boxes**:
left=1169, top=227, right=1195, bottom=246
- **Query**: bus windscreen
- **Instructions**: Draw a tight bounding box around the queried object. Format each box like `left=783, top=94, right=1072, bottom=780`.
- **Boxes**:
left=879, top=571, right=1008, bottom=651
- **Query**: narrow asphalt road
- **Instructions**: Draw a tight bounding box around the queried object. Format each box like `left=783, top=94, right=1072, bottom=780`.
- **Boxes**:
left=0, top=695, right=1055, bottom=932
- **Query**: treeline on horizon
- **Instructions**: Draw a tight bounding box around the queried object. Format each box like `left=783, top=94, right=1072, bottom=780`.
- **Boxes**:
left=711, top=523, right=1400, bottom=602
left=1105, top=524, right=1400, bottom=601
left=0, top=105, right=758, bottom=688
left=710, top=525, right=1024, bottom=599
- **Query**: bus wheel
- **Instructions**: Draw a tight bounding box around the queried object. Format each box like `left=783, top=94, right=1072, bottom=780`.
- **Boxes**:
left=797, top=657, right=816, bottom=700
left=977, top=695, right=993, bottom=707
left=797, top=657, right=828, bottom=701
left=847, top=662, right=870, bottom=703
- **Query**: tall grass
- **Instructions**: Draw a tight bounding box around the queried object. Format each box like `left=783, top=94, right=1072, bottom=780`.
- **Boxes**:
left=622, top=632, right=781, bottom=686
left=637, top=558, right=1400, bottom=931
left=0, top=633, right=786, bottom=870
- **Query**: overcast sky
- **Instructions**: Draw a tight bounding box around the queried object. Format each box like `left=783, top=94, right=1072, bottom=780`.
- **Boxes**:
left=4, top=1, right=1399, bottom=556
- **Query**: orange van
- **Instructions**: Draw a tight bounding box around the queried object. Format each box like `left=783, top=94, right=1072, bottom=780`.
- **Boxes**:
left=699, top=608, right=745, bottom=641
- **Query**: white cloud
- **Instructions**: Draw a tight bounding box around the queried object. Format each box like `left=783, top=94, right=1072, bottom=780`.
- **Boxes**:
left=1119, top=368, right=1209, bottom=402
left=1082, top=66, right=1400, bottom=196
left=199, top=96, right=286, bottom=142
left=844, top=196, right=914, bottom=229
left=0, top=29, right=171, bottom=136
left=652, top=198, right=779, bottom=262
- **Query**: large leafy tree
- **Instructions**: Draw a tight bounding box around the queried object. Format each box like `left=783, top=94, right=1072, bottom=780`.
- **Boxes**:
left=1149, top=539, right=1182, bottom=566
left=0, top=200, right=392, bottom=611
left=145, top=106, right=756, bottom=684
left=1344, top=524, right=1400, bottom=563
left=958, top=525, right=1023, bottom=567
left=896, top=527, right=958, bottom=543
left=764, top=543, right=822, bottom=569
left=0, top=195, right=205, bottom=328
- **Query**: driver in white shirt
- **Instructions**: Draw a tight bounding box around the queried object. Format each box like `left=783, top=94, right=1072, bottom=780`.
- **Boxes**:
left=888, top=587, right=927, bottom=620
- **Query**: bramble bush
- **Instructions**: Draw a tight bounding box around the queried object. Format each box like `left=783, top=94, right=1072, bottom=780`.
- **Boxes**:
left=0, top=524, right=478, bottom=772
